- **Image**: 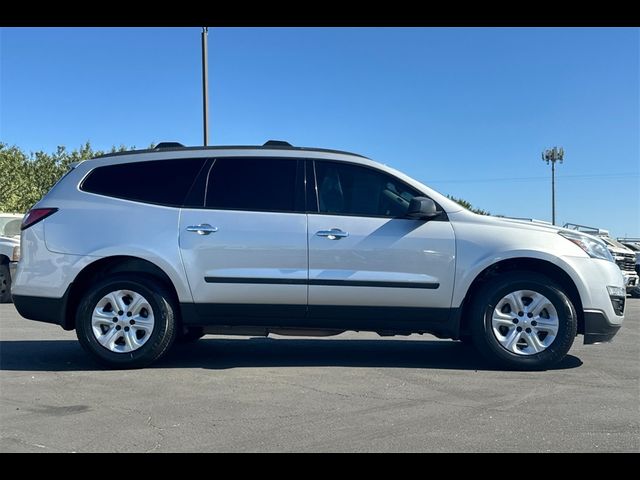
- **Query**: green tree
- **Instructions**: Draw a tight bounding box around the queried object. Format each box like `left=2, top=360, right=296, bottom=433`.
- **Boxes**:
left=0, top=142, right=132, bottom=213
left=446, top=195, right=490, bottom=215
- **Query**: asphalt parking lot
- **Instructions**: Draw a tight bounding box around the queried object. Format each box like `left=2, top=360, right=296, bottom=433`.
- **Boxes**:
left=1, top=300, right=638, bottom=452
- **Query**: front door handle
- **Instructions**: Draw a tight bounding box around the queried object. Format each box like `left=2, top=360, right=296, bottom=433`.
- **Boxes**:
left=186, top=224, right=218, bottom=235
left=316, top=228, right=349, bottom=240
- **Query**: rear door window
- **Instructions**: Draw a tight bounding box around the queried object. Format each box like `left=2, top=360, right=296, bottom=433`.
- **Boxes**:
left=205, top=157, right=302, bottom=212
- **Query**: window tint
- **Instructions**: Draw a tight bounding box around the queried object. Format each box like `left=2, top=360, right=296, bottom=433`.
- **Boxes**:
left=205, top=157, right=299, bottom=212
left=81, top=158, right=206, bottom=207
left=314, top=161, right=421, bottom=217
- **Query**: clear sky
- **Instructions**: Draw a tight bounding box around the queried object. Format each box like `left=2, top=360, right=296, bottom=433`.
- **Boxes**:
left=1, top=27, right=638, bottom=237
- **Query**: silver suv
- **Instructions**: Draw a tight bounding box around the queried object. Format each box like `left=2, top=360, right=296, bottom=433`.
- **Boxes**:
left=12, top=141, right=625, bottom=369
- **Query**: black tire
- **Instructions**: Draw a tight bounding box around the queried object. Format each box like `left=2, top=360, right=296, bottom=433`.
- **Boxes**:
left=0, top=263, right=11, bottom=303
left=75, top=274, right=178, bottom=369
left=176, top=326, right=205, bottom=344
left=470, top=271, right=577, bottom=370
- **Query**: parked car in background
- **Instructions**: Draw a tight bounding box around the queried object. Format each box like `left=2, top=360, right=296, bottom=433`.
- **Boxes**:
left=12, top=141, right=625, bottom=369
left=618, top=238, right=640, bottom=298
left=0, top=213, right=23, bottom=303
left=617, top=238, right=640, bottom=275
left=564, top=224, right=639, bottom=297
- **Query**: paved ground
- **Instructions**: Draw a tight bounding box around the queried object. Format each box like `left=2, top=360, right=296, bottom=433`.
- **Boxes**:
left=0, top=300, right=638, bottom=452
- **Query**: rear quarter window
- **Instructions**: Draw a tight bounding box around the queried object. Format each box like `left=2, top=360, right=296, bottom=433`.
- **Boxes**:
left=81, top=158, right=207, bottom=207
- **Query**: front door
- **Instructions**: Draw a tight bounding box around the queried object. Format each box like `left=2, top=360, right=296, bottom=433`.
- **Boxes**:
left=307, top=160, right=456, bottom=329
left=179, top=156, right=308, bottom=321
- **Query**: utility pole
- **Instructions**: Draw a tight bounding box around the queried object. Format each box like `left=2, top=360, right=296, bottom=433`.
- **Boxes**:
left=542, top=146, right=564, bottom=225
left=201, top=27, right=209, bottom=146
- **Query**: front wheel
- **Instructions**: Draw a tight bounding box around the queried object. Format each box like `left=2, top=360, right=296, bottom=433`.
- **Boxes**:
left=75, top=274, right=177, bottom=369
left=470, top=271, right=577, bottom=370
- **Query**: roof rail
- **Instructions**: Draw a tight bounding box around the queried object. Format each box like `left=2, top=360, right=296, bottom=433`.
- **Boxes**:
left=154, top=142, right=185, bottom=150
left=617, top=237, right=640, bottom=243
left=93, top=143, right=368, bottom=160
left=263, top=140, right=292, bottom=147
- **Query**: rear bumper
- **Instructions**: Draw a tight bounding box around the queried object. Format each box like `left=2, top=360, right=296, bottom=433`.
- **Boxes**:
left=13, top=287, right=72, bottom=330
left=583, top=310, right=621, bottom=344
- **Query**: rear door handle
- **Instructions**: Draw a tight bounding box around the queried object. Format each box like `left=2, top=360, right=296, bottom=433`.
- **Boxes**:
left=186, top=224, right=218, bottom=235
left=316, top=228, right=349, bottom=240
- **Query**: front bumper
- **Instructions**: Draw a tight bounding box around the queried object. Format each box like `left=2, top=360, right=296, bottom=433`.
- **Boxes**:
left=623, top=272, right=639, bottom=292
left=583, top=310, right=621, bottom=344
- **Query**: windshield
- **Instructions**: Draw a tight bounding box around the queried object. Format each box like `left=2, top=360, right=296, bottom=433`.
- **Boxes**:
left=622, top=243, right=640, bottom=252
left=601, top=236, right=631, bottom=251
left=0, top=216, right=23, bottom=237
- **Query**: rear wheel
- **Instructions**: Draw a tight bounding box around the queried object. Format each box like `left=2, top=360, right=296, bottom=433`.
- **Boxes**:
left=0, top=263, right=11, bottom=303
left=470, top=271, right=577, bottom=370
left=75, top=274, right=177, bottom=369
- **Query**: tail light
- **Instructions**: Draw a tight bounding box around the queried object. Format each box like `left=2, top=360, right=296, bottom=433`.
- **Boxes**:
left=21, top=208, right=58, bottom=230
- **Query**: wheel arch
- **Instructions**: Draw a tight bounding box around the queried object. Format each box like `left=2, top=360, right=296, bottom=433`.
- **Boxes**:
left=457, top=257, right=584, bottom=338
left=64, top=255, right=180, bottom=330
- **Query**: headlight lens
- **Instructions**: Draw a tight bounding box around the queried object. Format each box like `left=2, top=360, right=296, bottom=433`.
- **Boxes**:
left=559, top=231, right=614, bottom=262
left=11, top=245, right=20, bottom=262
left=607, top=286, right=625, bottom=297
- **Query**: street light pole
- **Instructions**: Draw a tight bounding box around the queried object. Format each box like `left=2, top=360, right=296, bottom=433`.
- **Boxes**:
left=542, top=146, right=564, bottom=225
left=201, top=27, right=209, bottom=146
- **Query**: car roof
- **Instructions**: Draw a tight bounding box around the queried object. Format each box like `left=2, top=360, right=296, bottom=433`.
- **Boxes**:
left=94, top=143, right=369, bottom=161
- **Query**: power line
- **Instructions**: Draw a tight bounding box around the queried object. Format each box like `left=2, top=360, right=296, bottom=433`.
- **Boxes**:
left=428, top=172, right=639, bottom=184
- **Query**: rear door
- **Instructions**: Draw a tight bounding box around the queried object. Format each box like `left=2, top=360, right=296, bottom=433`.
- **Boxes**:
left=179, top=157, right=308, bottom=321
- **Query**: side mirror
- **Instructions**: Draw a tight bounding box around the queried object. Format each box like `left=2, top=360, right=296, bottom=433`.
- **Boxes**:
left=406, top=197, right=439, bottom=220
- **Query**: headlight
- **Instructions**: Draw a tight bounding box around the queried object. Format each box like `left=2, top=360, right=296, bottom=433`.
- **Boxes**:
left=607, top=286, right=625, bottom=297
left=558, top=231, right=614, bottom=262
left=11, top=245, right=20, bottom=262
